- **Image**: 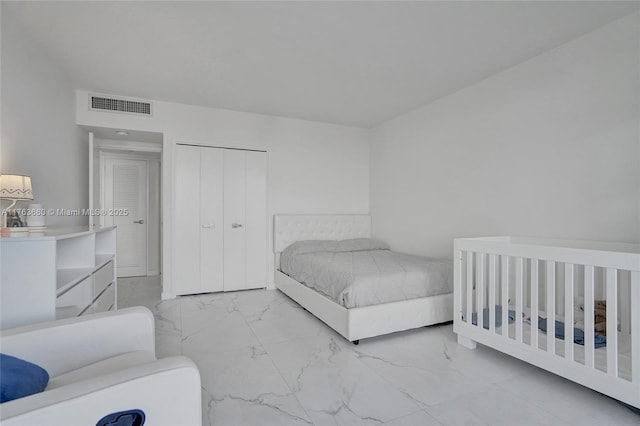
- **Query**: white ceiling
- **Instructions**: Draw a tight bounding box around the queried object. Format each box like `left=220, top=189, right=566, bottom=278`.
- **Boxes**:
left=4, top=1, right=639, bottom=128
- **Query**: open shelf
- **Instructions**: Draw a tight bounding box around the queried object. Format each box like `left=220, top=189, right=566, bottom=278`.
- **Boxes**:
left=1, top=226, right=117, bottom=329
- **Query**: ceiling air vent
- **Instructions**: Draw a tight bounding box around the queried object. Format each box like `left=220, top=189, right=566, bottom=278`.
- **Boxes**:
left=89, top=94, right=152, bottom=116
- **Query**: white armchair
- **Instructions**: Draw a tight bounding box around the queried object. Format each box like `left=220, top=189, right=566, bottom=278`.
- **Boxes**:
left=0, top=307, right=201, bottom=425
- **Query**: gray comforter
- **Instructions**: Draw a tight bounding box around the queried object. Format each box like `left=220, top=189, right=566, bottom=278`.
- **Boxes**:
left=280, top=239, right=452, bottom=308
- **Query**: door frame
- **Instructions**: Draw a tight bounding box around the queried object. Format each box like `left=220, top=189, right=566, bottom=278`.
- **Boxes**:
left=103, top=156, right=148, bottom=277
left=100, top=150, right=161, bottom=276
left=171, top=141, right=270, bottom=296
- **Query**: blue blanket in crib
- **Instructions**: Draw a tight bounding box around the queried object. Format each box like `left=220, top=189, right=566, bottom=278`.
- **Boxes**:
left=471, top=305, right=516, bottom=329
left=537, top=318, right=607, bottom=348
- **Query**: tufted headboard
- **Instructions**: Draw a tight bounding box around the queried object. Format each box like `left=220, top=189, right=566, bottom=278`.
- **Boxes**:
left=273, top=215, right=371, bottom=253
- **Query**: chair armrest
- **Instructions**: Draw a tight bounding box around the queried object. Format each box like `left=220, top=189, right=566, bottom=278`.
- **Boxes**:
left=1, top=356, right=201, bottom=426
left=0, top=307, right=155, bottom=377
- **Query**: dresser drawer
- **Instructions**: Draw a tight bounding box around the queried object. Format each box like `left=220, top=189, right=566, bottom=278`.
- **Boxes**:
left=95, top=281, right=115, bottom=311
left=56, top=276, right=92, bottom=319
left=82, top=281, right=115, bottom=316
left=93, top=259, right=114, bottom=296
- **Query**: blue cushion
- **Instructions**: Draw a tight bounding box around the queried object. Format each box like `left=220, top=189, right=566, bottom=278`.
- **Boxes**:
left=1, top=353, right=49, bottom=403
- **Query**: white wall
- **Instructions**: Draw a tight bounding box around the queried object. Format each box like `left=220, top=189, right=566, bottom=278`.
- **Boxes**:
left=370, top=12, right=640, bottom=260
left=77, top=95, right=370, bottom=296
left=1, top=10, right=87, bottom=226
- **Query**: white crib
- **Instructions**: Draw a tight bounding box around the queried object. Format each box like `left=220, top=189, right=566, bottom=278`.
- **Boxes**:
left=453, top=236, right=640, bottom=408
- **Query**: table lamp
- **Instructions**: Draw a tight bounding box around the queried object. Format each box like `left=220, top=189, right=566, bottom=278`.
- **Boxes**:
left=0, top=174, right=33, bottom=228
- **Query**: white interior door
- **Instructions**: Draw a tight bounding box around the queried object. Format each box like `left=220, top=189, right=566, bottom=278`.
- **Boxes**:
left=244, top=150, right=267, bottom=289
left=223, top=149, right=247, bottom=292
left=200, top=147, right=224, bottom=293
left=173, top=145, right=201, bottom=295
left=105, top=158, right=147, bottom=277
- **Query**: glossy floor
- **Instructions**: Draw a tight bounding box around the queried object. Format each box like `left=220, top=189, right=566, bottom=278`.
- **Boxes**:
left=118, top=277, right=640, bottom=426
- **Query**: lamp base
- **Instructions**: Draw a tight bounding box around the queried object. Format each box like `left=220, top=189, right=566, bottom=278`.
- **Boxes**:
left=1, top=198, right=18, bottom=228
left=1, top=227, right=28, bottom=238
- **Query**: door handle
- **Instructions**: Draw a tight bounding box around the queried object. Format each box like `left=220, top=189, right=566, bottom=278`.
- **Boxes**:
left=231, top=223, right=243, bottom=228
left=202, top=223, right=214, bottom=229
left=134, top=220, right=145, bottom=224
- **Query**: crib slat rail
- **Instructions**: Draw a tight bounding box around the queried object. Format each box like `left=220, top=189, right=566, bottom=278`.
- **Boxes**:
left=477, top=253, right=485, bottom=331
left=515, top=257, right=523, bottom=343
left=466, top=251, right=473, bottom=328
left=632, top=271, right=640, bottom=384
left=454, top=249, right=463, bottom=332
left=607, top=268, right=618, bottom=377
left=565, top=263, right=574, bottom=361
left=546, top=261, right=556, bottom=356
left=584, top=266, right=595, bottom=369
left=453, top=236, right=640, bottom=409
left=530, top=259, right=539, bottom=349
left=501, top=255, right=509, bottom=338
left=489, top=254, right=497, bottom=333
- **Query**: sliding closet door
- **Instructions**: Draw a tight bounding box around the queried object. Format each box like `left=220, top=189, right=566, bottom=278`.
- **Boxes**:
left=173, top=145, right=202, bottom=295
left=244, top=151, right=267, bottom=289
left=223, top=149, right=267, bottom=291
left=200, top=148, right=224, bottom=293
left=174, top=145, right=266, bottom=295
left=223, top=150, right=247, bottom=291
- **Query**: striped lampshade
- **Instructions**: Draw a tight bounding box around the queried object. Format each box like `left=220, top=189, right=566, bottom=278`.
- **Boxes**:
left=0, top=174, right=33, bottom=200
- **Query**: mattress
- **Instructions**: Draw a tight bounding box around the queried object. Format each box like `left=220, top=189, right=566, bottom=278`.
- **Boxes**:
left=280, top=239, right=453, bottom=308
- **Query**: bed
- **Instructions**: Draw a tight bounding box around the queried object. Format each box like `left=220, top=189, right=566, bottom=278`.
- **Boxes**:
left=274, top=214, right=453, bottom=344
left=453, top=236, right=640, bottom=409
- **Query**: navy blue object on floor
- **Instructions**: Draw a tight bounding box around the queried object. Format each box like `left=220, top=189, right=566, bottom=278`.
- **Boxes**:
left=538, top=317, right=607, bottom=348
left=96, top=409, right=145, bottom=426
left=471, top=305, right=516, bottom=329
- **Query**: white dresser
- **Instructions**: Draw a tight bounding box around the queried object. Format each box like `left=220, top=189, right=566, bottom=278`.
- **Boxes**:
left=0, top=227, right=117, bottom=329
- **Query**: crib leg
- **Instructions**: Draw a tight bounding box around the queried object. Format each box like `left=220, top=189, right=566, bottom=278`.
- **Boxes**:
left=457, top=334, right=476, bottom=349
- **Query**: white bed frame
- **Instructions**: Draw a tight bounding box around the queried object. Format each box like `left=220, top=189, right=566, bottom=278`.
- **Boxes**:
left=454, top=236, right=640, bottom=408
left=274, top=214, right=453, bottom=343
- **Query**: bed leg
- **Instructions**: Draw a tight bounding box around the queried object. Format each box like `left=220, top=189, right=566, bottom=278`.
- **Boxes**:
left=457, top=335, right=476, bottom=350
left=352, top=340, right=360, bottom=345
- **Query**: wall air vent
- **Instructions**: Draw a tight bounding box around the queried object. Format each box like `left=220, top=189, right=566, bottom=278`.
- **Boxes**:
left=89, top=94, right=152, bottom=116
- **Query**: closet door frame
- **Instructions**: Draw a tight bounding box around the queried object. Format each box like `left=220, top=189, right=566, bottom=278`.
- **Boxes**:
left=171, top=142, right=269, bottom=296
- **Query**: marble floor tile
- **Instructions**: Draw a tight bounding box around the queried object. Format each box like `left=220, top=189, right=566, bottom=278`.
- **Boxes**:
left=117, top=281, right=640, bottom=426
left=266, top=335, right=422, bottom=425
left=425, top=384, right=568, bottom=426
left=155, top=327, right=183, bottom=358
left=237, top=291, right=336, bottom=345
left=383, top=410, right=442, bottom=426
left=117, top=275, right=162, bottom=310
left=181, top=293, right=262, bottom=356
left=193, top=345, right=312, bottom=426
left=352, top=345, right=492, bottom=407
left=432, top=324, right=542, bottom=384
left=119, top=277, right=182, bottom=357
left=496, top=367, right=640, bottom=426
